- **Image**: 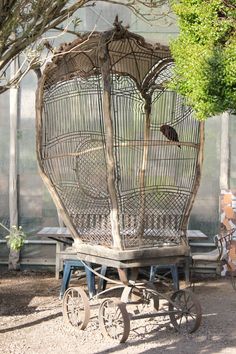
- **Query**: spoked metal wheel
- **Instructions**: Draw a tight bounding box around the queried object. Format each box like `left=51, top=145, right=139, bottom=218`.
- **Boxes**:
left=62, top=287, right=90, bottom=329
left=169, top=289, right=202, bottom=333
left=121, top=284, right=159, bottom=311
left=98, top=298, right=130, bottom=343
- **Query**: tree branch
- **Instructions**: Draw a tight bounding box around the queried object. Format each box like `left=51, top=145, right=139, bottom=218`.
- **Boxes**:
left=0, top=0, right=173, bottom=93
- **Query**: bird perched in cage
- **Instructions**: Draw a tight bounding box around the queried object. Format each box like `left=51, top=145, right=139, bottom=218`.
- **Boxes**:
left=160, top=124, right=181, bottom=148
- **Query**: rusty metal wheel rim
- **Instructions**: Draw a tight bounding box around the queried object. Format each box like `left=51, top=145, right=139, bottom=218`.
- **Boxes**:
left=98, top=298, right=130, bottom=343
left=62, top=287, right=90, bottom=329
left=169, top=289, right=202, bottom=333
left=121, top=285, right=159, bottom=311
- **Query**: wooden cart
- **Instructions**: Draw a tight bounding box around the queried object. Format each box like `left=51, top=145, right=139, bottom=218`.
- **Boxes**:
left=36, top=18, right=204, bottom=342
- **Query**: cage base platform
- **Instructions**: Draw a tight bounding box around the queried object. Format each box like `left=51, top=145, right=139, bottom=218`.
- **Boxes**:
left=74, top=243, right=190, bottom=268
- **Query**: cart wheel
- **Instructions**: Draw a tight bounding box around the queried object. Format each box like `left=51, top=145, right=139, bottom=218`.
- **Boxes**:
left=121, top=285, right=159, bottom=311
left=169, top=289, right=202, bottom=333
left=98, top=298, right=130, bottom=343
left=231, top=272, right=236, bottom=291
left=62, top=287, right=90, bottom=329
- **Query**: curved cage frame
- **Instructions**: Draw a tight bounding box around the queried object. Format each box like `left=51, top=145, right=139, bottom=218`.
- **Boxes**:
left=36, top=21, right=204, bottom=266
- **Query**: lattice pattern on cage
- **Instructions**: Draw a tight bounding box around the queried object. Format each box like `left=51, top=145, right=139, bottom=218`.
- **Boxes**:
left=43, top=33, right=171, bottom=90
left=37, top=26, right=203, bottom=252
left=69, top=213, right=112, bottom=247
left=119, top=190, right=189, bottom=248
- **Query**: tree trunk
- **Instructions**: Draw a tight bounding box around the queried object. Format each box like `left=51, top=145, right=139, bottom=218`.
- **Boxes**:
left=99, top=36, right=122, bottom=250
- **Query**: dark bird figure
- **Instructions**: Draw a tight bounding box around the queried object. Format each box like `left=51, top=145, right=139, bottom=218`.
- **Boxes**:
left=160, top=124, right=181, bottom=148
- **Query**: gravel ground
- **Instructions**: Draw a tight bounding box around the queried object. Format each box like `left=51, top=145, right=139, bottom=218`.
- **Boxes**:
left=0, top=270, right=236, bottom=354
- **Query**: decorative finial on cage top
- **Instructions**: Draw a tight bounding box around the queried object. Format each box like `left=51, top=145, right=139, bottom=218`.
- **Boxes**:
left=113, top=15, right=129, bottom=33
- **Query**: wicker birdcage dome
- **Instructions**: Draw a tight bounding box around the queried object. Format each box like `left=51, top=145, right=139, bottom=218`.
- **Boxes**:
left=36, top=20, right=204, bottom=266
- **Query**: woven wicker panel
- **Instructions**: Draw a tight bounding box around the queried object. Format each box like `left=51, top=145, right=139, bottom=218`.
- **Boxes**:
left=42, top=75, right=113, bottom=247
left=37, top=25, right=203, bottom=251
left=120, top=190, right=189, bottom=248
left=111, top=70, right=200, bottom=248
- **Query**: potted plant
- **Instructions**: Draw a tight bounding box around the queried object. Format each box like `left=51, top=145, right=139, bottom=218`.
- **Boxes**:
left=0, top=223, right=26, bottom=252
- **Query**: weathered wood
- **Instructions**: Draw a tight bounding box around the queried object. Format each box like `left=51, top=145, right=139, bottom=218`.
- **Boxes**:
left=9, top=84, right=19, bottom=228
left=76, top=243, right=189, bottom=261
left=8, top=59, right=20, bottom=270
left=37, top=227, right=70, bottom=236
left=35, top=76, right=82, bottom=244
left=99, top=34, right=122, bottom=250
left=37, top=227, right=72, bottom=246
left=75, top=252, right=187, bottom=269
left=117, top=268, right=139, bottom=285
left=41, top=140, right=199, bottom=160
left=56, top=209, right=66, bottom=279
left=138, top=97, right=151, bottom=244
left=37, top=227, right=207, bottom=241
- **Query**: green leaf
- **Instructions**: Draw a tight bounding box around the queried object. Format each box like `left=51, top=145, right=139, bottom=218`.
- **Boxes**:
left=4, top=226, right=26, bottom=251
left=170, top=0, right=236, bottom=120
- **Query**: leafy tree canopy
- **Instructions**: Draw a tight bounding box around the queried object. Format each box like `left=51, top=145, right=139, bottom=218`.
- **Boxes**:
left=170, top=0, right=236, bottom=120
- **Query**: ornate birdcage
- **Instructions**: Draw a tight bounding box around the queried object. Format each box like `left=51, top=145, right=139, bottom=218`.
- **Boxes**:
left=36, top=21, right=204, bottom=268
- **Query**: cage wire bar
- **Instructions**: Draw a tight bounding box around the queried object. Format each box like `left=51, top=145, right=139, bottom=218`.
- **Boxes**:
left=36, top=20, right=204, bottom=266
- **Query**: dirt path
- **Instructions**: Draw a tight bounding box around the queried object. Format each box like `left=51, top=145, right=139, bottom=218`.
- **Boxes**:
left=0, top=270, right=236, bottom=354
